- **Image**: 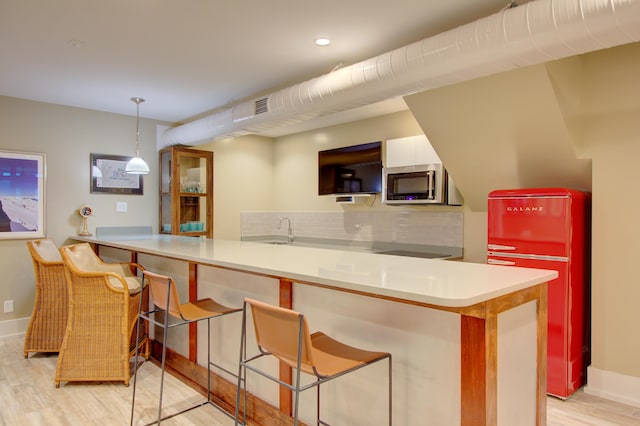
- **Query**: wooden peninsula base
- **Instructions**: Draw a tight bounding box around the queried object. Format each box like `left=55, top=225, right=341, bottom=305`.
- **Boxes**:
left=75, top=235, right=555, bottom=425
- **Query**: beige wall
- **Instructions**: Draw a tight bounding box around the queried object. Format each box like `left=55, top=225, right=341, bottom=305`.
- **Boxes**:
left=273, top=111, right=423, bottom=211
left=0, top=96, right=161, bottom=324
left=578, top=44, right=640, bottom=378
left=200, top=110, right=464, bottom=235
left=199, top=135, right=275, bottom=239
left=403, top=42, right=640, bottom=385
left=404, top=60, right=593, bottom=212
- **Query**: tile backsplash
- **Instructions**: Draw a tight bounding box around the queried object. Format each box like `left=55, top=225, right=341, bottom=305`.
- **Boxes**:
left=241, top=211, right=463, bottom=248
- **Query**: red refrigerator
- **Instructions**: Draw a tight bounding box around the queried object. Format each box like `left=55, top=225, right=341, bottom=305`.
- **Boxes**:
left=487, top=188, right=590, bottom=399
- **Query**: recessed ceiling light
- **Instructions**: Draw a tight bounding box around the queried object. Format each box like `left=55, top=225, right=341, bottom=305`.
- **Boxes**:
left=66, top=39, right=84, bottom=48
left=315, top=37, right=331, bottom=46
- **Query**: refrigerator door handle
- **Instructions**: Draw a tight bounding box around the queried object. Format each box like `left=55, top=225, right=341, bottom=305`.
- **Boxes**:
left=487, top=258, right=516, bottom=266
left=488, top=252, right=569, bottom=262
left=487, top=243, right=517, bottom=251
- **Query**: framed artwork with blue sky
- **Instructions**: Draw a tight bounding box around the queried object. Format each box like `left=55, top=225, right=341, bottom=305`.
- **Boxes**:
left=0, top=151, right=45, bottom=239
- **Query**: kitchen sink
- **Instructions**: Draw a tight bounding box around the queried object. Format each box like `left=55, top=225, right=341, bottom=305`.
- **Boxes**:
left=257, top=240, right=293, bottom=245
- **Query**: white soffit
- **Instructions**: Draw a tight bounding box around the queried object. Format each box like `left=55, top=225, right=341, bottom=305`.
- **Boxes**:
left=159, top=0, right=640, bottom=147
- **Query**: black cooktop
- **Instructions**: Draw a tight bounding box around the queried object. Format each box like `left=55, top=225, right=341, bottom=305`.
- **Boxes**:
left=377, top=250, right=448, bottom=259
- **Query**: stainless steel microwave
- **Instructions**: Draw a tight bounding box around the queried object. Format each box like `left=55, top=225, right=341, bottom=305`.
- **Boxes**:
left=383, top=164, right=462, bottom=205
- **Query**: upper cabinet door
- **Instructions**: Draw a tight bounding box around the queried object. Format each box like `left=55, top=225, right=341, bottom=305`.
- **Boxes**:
left=414, top=135, right=441, bottom=165
left=386, top=135, right=416, bottom=168
left=386, top=135, right=441, bottom=168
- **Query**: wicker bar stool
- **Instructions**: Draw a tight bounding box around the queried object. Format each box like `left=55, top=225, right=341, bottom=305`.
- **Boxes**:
left=130, top=270, right=241, bottom=425
left=24, top=239, right=69, bottom=358
left=235, top=298, right=392, bottom=426
left=56, top=243, right=149, bottom=387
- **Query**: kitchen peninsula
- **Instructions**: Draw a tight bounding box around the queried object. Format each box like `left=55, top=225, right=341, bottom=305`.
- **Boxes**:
left=72, top=233, right=556, bottom=426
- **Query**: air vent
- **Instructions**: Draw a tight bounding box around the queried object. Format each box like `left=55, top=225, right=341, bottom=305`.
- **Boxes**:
left=255, top=97, right=269, bottom=115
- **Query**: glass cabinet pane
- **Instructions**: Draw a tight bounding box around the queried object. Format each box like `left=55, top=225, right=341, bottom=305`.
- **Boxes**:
left=160, top=195, right=172, bottom=233
left=158, top=146, right=213, bottom=237
left=179, top=156, right=208, bottom=194
left=160, top=151, right=171, bottom=194
left=177, top=195, right=207, bottom=233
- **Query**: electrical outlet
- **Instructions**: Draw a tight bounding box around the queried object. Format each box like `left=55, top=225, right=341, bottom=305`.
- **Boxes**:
left=4, top=300, right=14, bottom=313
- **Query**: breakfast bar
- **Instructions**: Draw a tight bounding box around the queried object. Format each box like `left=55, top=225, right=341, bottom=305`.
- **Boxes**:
left=71, top=233, right=556, bottom=426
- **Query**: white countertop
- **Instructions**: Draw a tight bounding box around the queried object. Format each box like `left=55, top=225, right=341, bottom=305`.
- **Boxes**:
left=72, top=234, right=557, bottom=308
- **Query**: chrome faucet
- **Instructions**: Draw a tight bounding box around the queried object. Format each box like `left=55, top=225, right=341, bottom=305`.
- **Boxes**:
left=278, top=216, right=294, bottom=243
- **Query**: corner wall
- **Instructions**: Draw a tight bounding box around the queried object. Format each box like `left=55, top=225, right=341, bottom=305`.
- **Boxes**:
left=578, top=43, right=640, bottom=404
left=198, top=135, right=275, bottom=239
left=404, top=60, right=592, bottom=212
left=404, top=42, right=640, bottom=405
left=0, top=96, right=161, bottom=328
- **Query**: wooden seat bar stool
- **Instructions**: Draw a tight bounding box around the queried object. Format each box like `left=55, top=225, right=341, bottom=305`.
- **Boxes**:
left=234, top=297, right=392, bottom=426
left=130, top=270, right=241, bottom=425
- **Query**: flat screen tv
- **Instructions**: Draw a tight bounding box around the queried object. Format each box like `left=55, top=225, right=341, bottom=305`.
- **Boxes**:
left=318, top=141, right=382, bottom=195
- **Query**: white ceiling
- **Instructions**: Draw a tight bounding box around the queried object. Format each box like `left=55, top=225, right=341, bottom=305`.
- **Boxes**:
left=0, top=0, right=517, bottom=131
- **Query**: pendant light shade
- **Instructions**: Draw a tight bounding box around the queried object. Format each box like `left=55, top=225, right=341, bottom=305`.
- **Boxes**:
left=125, top=97, right=150, bottom=175
left=125, top=156, right=150, bottom=174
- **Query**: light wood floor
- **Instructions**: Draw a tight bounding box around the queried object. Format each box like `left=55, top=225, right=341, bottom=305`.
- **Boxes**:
left=2, top=334, right=639, bottom=425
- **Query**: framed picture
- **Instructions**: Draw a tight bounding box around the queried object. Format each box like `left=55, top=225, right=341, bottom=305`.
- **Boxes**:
left=0, top=150, right=46, bottom=239
left=90, top=153, right=143, bottom=195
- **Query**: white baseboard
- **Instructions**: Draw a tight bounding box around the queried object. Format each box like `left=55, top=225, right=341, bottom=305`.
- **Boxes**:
left=584, top=366, right=640, bottom=408
left=0, top=317, right=29, bottom=338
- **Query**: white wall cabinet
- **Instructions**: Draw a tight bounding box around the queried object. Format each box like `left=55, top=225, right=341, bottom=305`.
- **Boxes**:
left=385, top=134, right=441, bottom=167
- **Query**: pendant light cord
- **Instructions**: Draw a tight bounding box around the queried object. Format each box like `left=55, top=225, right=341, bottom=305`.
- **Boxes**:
left=125, top=96, right=150, bottom=174
left=131, top=97, right=145, bottom=157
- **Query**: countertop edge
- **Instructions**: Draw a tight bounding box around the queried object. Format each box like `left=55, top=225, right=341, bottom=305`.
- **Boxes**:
left=70, top=235, right=557, bottom=309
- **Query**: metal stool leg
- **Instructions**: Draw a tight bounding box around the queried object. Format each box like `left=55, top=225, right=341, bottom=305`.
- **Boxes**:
left=388, top=355, right=393, bottom=425
left=317, top=381, right=321, bottom=426
left=157, top=307, right=170, bottom=424
left=234, top=303, right=247, bottom=425
left=207, top=318, right=211, bottom=402
left=130, top=289, right=145, bottom=426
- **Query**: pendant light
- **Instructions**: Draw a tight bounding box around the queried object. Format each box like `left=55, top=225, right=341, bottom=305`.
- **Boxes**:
left=125, top=97, right=150, bottom=175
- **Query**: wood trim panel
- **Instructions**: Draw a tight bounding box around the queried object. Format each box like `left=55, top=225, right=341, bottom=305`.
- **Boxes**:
left=282, top=279, right=488, bottom=317
left=485, top=314, right=498, bottom=425
left=536, top=284, right=548, bottom=426
left=279, top=279, right=293, bottom=417
left=459, top=283, right=547, bottom=426
left=129, top=251, right=139, bottom=275
left=279, top=278, right=293, bottom=309
left=188, top=262, right=197, bottom=363
left=461, top=315, right=487, bottom=425
left=485, top=285, right=540, bottom=316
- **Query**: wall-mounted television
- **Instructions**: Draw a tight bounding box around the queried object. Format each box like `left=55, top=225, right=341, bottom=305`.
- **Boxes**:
left=318, top=141, right=382, bottom=195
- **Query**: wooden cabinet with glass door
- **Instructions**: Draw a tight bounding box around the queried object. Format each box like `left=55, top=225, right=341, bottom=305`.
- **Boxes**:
left=159, top=145, right=213, bottom=237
